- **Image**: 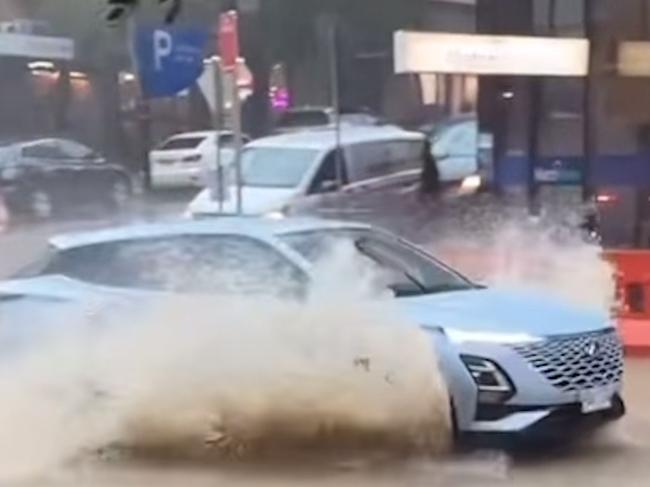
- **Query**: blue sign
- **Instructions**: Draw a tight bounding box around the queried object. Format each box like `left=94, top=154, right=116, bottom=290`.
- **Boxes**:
left=135, top=26, right=209, bottom=98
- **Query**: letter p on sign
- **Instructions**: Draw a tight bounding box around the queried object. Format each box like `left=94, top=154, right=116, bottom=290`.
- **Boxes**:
left=154, top=29, right=173, bottom=71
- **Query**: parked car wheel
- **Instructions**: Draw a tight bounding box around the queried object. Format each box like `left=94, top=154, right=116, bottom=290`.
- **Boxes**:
left=29, top=190, right=54, bottom=220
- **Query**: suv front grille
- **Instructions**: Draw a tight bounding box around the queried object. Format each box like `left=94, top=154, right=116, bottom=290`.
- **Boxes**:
left=510, top=329, right=623, bottom=392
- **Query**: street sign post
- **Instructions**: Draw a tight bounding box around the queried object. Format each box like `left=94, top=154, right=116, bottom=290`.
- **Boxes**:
left=201, top=57, right=227, bottom=208
left=132, top=24, right=208, bottom=190
left=219, top=10, right=243, bottom=215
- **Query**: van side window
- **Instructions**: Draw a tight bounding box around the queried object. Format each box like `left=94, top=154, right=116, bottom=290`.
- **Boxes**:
left=347, top=142, right=389, bottom=182
left=308, top=149, right=348, bottom=194
left=348, top=140, right=424, bottom=183
left=387, top=141, right=424, bottom=171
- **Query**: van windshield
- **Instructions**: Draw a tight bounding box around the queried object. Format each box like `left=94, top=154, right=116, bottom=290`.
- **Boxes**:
left=241, top=147, right=318, bottom=188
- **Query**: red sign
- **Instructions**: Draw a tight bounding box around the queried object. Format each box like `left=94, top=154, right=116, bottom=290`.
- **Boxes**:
left=218, top=10, right=240, bottom=71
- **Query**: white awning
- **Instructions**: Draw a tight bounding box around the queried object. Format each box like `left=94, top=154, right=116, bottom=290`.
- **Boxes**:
left=395, top=31, right=589, bottom=77
left=0, top=32, right=74, bottom=60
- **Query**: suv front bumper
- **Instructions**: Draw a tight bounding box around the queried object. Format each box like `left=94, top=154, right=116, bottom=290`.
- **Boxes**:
left=434, top=331, right=625, bottom=438
left=470, top=395, right=625, bottom=436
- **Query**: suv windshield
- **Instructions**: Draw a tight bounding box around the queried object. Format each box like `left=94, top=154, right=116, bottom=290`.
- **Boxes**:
left=241, top=147, right=318, bottom=188
left=281, top=229, right=475, bottom=297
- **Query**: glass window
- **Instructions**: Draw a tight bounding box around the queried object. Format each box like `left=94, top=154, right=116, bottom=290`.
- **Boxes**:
left=386, top=141, right=424, bottom=170
left=241, top=147, right=319, bottom=188
left=308, top=149, right=348, bottom=194
left=340, top=113, right=378, bottom=126
left=42, top=235, right=307, bottom=297
left=348, top=140, right=423, bottom=183
left=347, top=142, right=391, bottom=182
left=277, top=110, right=330, bottom=129
left=56, top=140, right=94, bottom=159
left=433, top=120, right=477, bottom=157
left=281, top=229, right=473, bottom=297
left=158, top=136, right=206, bottom=151
left=21, top=142, right=65, bottom=159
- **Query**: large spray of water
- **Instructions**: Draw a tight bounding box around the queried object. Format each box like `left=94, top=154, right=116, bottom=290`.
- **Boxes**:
left=0, top=243, right=451, bottom=482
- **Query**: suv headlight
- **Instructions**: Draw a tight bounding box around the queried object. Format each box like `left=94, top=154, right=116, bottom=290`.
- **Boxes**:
left=461, top=355, right=515, bottom=403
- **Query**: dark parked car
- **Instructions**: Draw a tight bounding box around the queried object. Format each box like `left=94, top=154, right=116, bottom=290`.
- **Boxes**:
left=0, top=138, right=132, bottom=219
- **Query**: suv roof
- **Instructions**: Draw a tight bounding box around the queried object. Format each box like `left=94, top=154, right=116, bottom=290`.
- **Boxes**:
left=49, top=218, right=372, bottom=251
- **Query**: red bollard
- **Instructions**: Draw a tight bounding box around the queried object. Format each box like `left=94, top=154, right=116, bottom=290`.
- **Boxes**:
left=604, top=250, right=650, bottom=356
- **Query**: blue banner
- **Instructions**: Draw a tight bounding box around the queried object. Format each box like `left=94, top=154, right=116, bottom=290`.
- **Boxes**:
left=134, top=25, right=209, bottom=98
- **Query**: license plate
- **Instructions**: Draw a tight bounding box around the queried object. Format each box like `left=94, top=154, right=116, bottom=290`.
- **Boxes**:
left=157, top=159, right=175, bottom=165
left=580, top=386, right=615, bottom=414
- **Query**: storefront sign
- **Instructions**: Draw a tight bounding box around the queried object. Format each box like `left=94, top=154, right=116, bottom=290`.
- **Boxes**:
left=0, top=33, right=74, bottom=60
left=395, top=31, right=589, bottom=77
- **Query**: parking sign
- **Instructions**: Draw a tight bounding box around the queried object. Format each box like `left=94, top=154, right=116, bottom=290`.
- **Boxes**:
left=135, top=25, right=209, bottom=98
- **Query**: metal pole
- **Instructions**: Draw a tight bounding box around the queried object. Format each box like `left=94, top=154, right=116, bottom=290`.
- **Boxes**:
left=232, top=68, right=243, bottom=214
left=582, top=0, right=595, bottom=202
left=329, top=19, right=343, bottom=188
left=209, top=57, right=225, bottom=212
left=527, top=77, right=542, bottom=215
left=127, top=16, right=153, bottom=192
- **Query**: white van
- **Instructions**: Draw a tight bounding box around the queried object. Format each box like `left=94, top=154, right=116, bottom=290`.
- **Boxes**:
left=187, top=126, right=426, bottom=217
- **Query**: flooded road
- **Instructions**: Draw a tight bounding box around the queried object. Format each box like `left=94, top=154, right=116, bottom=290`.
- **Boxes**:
left=11, top=379, right=650, bottom=487
left=3, top=213, right=650, bottom=487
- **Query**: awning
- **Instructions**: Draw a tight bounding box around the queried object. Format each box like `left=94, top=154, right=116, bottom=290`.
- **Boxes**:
left=0, top=32, right=74, bottom=60
left=394, top=31, right=589, bottom=77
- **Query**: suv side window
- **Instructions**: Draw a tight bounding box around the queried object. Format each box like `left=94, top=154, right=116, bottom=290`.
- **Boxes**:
left=44, top=235, right=308, bottom=298
left=308, top=149, right=348, bottom=194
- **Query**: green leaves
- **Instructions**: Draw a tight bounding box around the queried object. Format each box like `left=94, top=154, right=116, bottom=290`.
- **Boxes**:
left=102, top=0, right=182, bottom=24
